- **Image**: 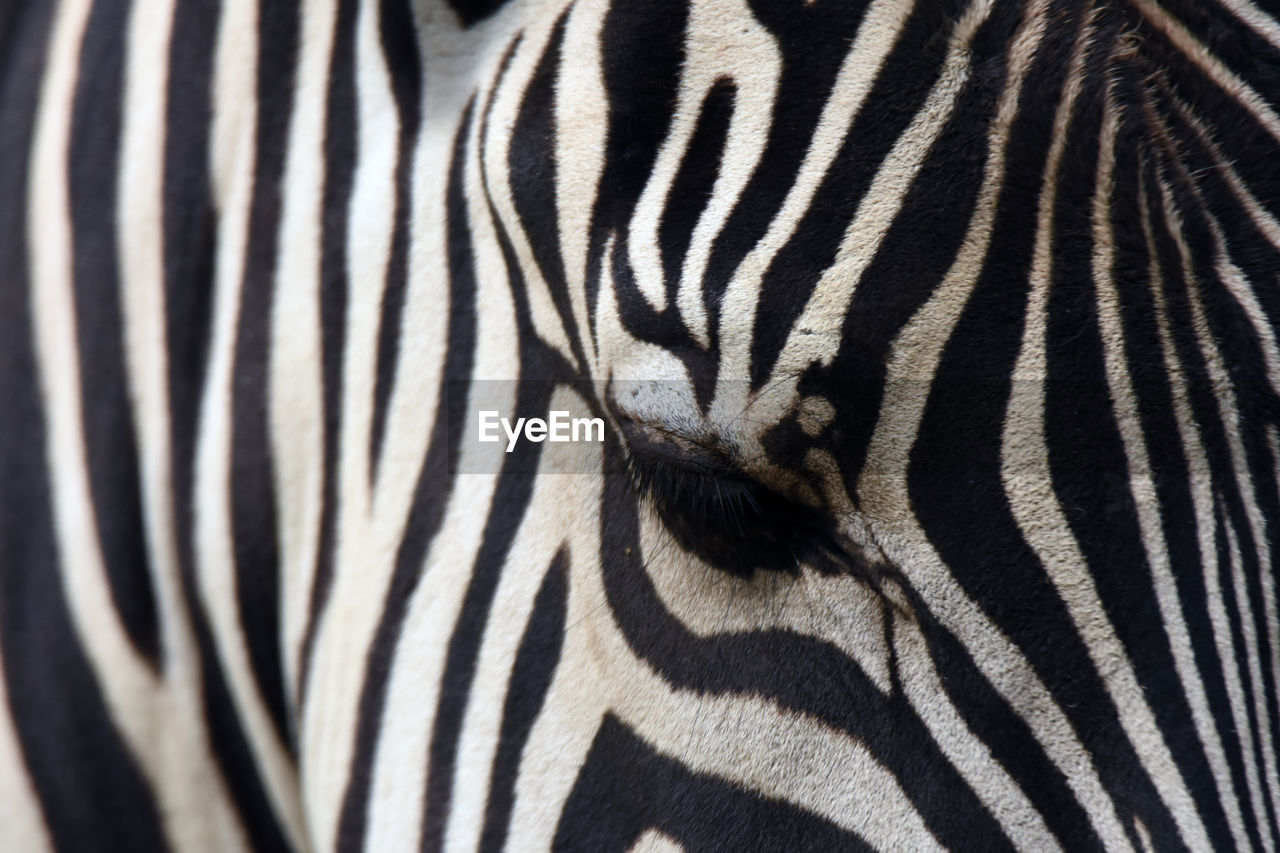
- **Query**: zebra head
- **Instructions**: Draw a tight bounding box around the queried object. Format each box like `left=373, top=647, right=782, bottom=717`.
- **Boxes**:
left=5, top=0, right=1280, bottom=850
left=461, top=0, right=1280, bottom=848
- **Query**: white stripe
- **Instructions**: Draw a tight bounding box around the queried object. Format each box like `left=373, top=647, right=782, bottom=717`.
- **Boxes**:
left=28, top=0, right=249, bottom=847
left=675, top=0, right=782, bottom=346
left=27, top=0, right=146, bottom=721
left=273, top=0, right=337, bottom=714
left=1151, top=150, right=1280, bottom=722
left=1087, top=87, right=1217, bottom=853
left=362, top=474, right=504, bottom=853
left=858, top=1, right=1136, bottom=847
left=1203, top=215, right=1280, bottom=400
left=291, top=0, right=402, bottom=779
left=1134, top=816, right=1158, bottom=853
left=506, top=589, right=612, bottom=851
left=202, top=0, right=270, bottom=730
left=1130, top=0, right=1280, bottom=146
left=892, top=611, right=1062, bottom=851
left=598, top=563, right=942, bottom=849
left=767, top=0, right=993, bottom=390
left=711, top=0, right=919, bottom=399
left=1224, top=507, right=1280, bottom=844
left=1214, top=0, right=1280, bottom=50
left=118, top=0, right=273, bottom=846
left=629, top=0, right=781, bottom=326
left=510, top=495, right=944, bottom=852
left=361, top=77, right=521, bottom=851
left=640, top=512, right=894, bottom=695
left=1137, top=168, right=1254, bottom=852
left=442, top=389, right=599, bottom=852
left=480, top=19, right=577, bottom=366
left=1157, top=169, right=1280, bottom=834
left=204, top=0, right=335, bottom=835
left=1160, top=89, right=1280, bottom=257
left=270, top=1, right=370, bottom=849
left=554, top=0, right=610, bottom=372
left=628, top=830, right=686, bottom=853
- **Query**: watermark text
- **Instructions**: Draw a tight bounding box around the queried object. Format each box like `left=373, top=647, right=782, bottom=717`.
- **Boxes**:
left=478, top=410, right=605, bottom=452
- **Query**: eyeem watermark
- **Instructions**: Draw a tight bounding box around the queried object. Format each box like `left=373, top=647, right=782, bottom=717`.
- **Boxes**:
left=448, top=380, right=617, bottom=474
left=478, top=410, right=605, bottom=452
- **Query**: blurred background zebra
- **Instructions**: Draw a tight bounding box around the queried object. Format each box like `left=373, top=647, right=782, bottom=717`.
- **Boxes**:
left=2, top=0, right=1279, bottom=849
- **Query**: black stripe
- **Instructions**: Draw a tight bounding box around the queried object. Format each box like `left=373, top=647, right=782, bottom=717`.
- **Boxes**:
left=1144, top=69, right=1280, bottom=849
left=0, top=2, right=167, bottom=847
left=1153, top=143, right=1280, bottom=848
left=418, top=229, right=555, bottom=853
left=1035, top=34, right=1197, bottom=848
left=67, top=0, right=161, bottom=668
left=658, top=81, right=732, bottom=304
left=911, top=595, right=1105, bottom=848
left=233, top=0, right=293, bottom=710
left=747, top=0, right=969, bottom=390
left=1148, top=92, right=1280, bottom=349
left=1134, top=14, right=1280, bottom=235
left=583, top=0, right=689, bottom=349
left=507, top=14, right=587, bottom=372
left=334, top=99, right=479, bottom=852
left=294, top=0, right=359, bottom=748
left=195, top=0, right=300, bottom=846
left=1099, top=88, right=1240, bottom=852
left=421, top=45, right=585, bottom=845
left=1142, top=146, right=1275, bottom=850
left=694, top=0, right=875, bottom=358
left=555, top=714, right=870, bottom=852
left=1141, top=0, right=1280, bottom=115
left=911, top=7, right=1190, bottom=848
left=609, top=77, right=733, bottom=411
left=1211, top=496, right=1278, bottom=844
left=163, top=0, right=295, bottom=755
left=597, top=439, right=1015, bottom=850
left=478, top=548, right=570, bottom=853
left=445, top=0, right=513, bottom=29
left=367, top=0, right=424, bottom=475
left=813, top=0, right=1021, bottom=507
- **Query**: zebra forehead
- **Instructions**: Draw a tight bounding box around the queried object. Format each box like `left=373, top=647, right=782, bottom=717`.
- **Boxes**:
left=485, top=2, right=1145, bottom=372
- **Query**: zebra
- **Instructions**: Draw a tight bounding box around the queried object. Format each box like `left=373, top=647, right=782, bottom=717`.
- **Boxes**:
left=2, top=0, right=1279, bottom=848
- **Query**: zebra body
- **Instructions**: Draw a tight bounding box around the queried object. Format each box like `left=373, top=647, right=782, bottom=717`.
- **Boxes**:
left=2, top=0, right=1279, bottom=849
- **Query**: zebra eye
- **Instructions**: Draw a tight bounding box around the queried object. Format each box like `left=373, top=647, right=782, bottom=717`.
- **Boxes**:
left=617, top=417, right=841, bottom=578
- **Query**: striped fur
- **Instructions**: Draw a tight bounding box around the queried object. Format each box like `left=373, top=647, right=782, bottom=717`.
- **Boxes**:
left=2, top=0, right=1280, bottom=849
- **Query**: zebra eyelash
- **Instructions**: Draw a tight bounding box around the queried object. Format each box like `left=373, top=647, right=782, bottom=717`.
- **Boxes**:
left=620, top=438, right=855, bottom=581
